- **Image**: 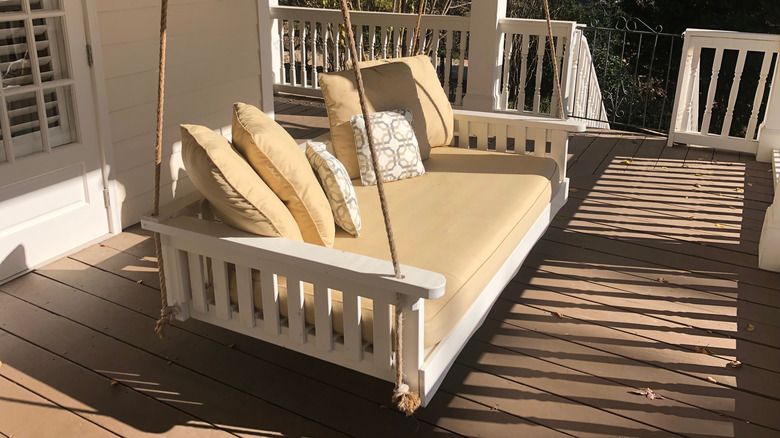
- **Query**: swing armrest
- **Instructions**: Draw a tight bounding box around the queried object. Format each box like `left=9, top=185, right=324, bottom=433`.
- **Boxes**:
left=141, top=214, right=446, bottom=301
left=452, top=109, right=586, bottom=183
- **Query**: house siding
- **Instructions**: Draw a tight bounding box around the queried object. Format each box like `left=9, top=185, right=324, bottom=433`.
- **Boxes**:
left=96, top=0, right=263, bottom=226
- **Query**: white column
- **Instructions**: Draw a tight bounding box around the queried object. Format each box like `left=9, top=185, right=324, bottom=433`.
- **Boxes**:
left=756, top=57, right=780, bottom=162
left=461, top=0, right=506, bottom=111
left=759, top=149, right=780, bottom=272
left=257, top=0, right=280, bottom=117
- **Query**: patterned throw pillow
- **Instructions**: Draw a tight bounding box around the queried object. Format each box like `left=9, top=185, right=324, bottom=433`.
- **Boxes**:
left=305, top=141, right=362, bottom=236
left=350, top=109, right=425, bottom=186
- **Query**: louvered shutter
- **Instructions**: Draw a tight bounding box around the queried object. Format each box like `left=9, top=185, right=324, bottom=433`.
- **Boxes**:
left=0, top=0, right=75, bottom=164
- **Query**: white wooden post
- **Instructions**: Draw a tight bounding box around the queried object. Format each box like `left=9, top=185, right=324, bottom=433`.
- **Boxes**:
left=756, top=60, right=780, bottom=163
left=759, top=149, right=780, bottom=272
left=461, top=0, right=506, bottom=111
left=258, top=0, right=280, bottom=116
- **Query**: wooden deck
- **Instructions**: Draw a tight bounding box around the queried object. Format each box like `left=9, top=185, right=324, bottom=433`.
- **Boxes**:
left=1, top=96, right=779, bottom=437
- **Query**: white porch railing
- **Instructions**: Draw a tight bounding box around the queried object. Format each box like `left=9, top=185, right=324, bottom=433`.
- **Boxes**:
left=270, top=6, right=471, bottom=105
left=267, top=5, right=608, bottom=123
left=668, top=29, right=780, bottom=158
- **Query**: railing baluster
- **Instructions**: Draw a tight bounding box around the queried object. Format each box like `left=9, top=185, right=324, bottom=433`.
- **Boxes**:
left=700, top=47, right=724, bottom=135
left=312, top=22, right=319, bottom=88
left=286, top=276, right=306, bottom=344
left=444, top=30, right=453, bottom=101
left=455, top=31, right=466, bottom=106
left=381, top=25, right=389, bottom=59
left=289, top=20, right=297, bottom=86
left=518, top=34, right=529, bottom=112
left=323, top=22, right=329, bottom=73
left=301, top=21, right=308, bottom=87
left=681, top=46, right=702, bottom=133
left=187, top=253, right=208, bottom=313
left=721, top=49, right=747, bottom=137
left=235, top=265, right=255, bottom=328
left=746, top=51, right=773, bottom=140
left=499, top=32, right=513, bottom=110
left=342, top=291, right=363, bottom=362
left=372, top=298, right=392, bottom=370
left=261, top=272, right=280, bottom=335
left=314, top=284, right=333, bottom=351
left=550, top=35, right=562, bottom=117
left=533, top=34, right=546, bottom=114
left=369, top=25, right=376, bottom=60
left=211, top=258, right=231, bottom=320
left=278, top=20, right=286, bottom=84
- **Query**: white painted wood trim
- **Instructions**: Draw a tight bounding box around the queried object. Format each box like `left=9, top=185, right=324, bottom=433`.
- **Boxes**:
left=759, top=150, right=780, bottom=272
left=82, top=0, right=120, bottom=233
left=257, top=0, right=279, bottom=116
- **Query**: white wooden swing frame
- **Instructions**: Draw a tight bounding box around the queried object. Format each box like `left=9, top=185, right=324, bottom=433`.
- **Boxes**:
left=141, top=110, right=584, bottom=406
left=143, top=0, right=584, bottom=408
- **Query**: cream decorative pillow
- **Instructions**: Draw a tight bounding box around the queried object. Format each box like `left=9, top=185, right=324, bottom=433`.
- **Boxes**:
left=350, top=109, right=425, bottom=186
left=180, top=124, right=303, bottom=240
left=232, top=102, right=335, bottom=247
left=305, top=141, right=361, bottom=236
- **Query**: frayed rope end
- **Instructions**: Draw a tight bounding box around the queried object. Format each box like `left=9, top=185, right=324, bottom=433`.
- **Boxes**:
left=392, top=383, right=420, bottom=416
left=154, top=305, right=176, bottom=339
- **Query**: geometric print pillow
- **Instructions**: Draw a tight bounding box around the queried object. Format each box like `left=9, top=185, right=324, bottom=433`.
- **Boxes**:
left=305, top=141, right=361, bottom=236
left=350, top=109, right=425, bottom=186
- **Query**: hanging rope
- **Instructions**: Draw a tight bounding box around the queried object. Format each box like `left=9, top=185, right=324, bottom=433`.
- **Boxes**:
left=338, top=0, right=420, bottom=416
left=410, top=0, right=426, bottom=55
left=543, top=0, right=566, bottom=120
left=153, top=0, right=175, bottom=338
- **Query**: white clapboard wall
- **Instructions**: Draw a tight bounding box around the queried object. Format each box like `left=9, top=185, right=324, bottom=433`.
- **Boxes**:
left=96, top=0, right=263, bottom=226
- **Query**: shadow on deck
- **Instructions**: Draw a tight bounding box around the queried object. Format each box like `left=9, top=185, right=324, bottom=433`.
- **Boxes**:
left=0, top=96, right=778, bottom=437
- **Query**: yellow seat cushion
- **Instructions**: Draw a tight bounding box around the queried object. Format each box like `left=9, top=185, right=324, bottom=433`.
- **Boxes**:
left=333, top=147, right=559, bottom=348
left=224, top=147, right=557, bottom=348
left=232, top=103, right=335, bottom=247
left=180, top=124, right=302, bottom=240
left=318, top=55, right=454, bottom=179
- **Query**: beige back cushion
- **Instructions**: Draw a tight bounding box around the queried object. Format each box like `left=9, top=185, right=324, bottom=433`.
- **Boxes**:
left=180, top=124, right=303, bottom=240
left=318, top=55, right=454, bottom=179
left=232, top=103, right=335, bottom=247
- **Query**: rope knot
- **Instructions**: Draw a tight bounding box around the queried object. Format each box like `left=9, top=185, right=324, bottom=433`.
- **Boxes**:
left=392, top=383, right=421, bottom=416
left=154, top=304, right=177, bottom=339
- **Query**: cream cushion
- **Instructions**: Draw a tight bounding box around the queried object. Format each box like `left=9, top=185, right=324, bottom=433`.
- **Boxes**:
left=232, top=102, right=335, bottom=247
left=319, top=55, right=454, bottom=179
left=226, top=147, right=558, bottom=347
left=180, top=124, right=302, bottom=240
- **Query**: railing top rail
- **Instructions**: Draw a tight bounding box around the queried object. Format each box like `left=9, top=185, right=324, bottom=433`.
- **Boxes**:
left=576, top=24, right=681, bottom=38
left=683, top=28, right=780, bottom=42
left=498, top=17, right=577, bottom=34
left=270, top=5, right=469, bottom=27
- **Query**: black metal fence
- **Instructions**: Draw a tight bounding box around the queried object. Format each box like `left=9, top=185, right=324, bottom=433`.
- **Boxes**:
left=569, top=18, right=684, bottom=134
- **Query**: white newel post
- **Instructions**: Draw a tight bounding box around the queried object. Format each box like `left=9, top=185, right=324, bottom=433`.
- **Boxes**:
left=461, top=0, right=506, bottom=111
left=258, top=0, right=280, bottom=116
left=756, top=55, right=780, bottom=163
left=759, top=150, right=780, bottom=272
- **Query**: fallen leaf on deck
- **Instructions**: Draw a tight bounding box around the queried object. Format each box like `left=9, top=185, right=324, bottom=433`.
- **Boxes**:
left=110, top=379, right=119, bottom=386
left=746, top=324, right=755, bottom=332
left=662, top=166, right=668, bottom=169
left=490, top=404, right=500, bottom=412
left=706, top=376, right=717, bottom=383
left=729, top=206, right=737, bottom=210
left=687, top=216, right=695, bottom=220
left=685, top=196, right=689, bottom=199
left=695, top=173, right=703, bottom=176
left=570, top=187, right=579, bottom=192
left=735, top=188, right=744, bottom=193
left=136, top=279, right=143, bottom=284
left=551, top=311, right=564, bottom=318
left=227, top=343, right=236, bottom=349
left=695, top=346, right=713, bottom=355
left=629, top=388, right=663, bottom=400
left=683, top=165, right=690, bottom=168
left=700, top=242, right=708, bottom=246
left=656, top=278, right=670, bottom=284
left=624, top=159, right=633, bottom=164
left=694, top=183, right=702, bottom=188
left=747, top=183, right=753, bottom=187
left=727, top=360, right=742, bottom=369
left=715, top=224, right=725, bottom=229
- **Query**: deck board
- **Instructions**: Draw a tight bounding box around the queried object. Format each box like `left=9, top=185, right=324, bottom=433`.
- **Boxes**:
left=2, top=96, right=779, bottom=437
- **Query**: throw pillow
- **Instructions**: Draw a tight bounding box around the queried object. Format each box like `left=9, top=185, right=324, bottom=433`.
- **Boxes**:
left=305, top=141, right=361, bottom=236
